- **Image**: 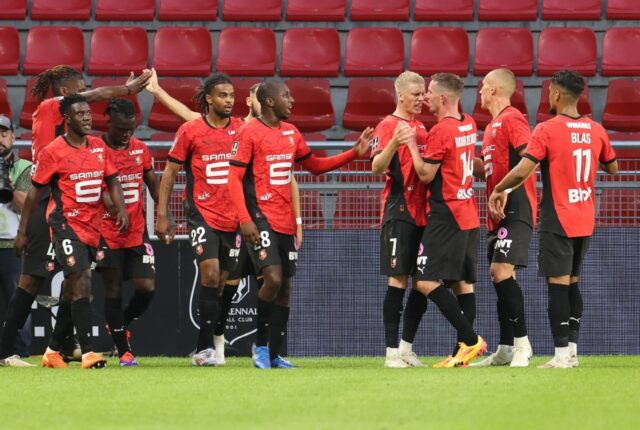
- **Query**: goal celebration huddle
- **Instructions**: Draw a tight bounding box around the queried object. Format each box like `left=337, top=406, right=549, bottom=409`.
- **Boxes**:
left=0, top=65, right=617, bottom=370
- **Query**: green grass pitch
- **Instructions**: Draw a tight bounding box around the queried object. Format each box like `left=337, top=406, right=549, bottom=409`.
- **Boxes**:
left=2, top=356, right=639, bottom=430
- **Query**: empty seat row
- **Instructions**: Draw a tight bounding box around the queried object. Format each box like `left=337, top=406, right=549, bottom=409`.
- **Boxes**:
left=3, top=0, right=640, bottom=21
left=6, top=76, right=640, bottom=134
left=4, top=26, right=640, bottom=78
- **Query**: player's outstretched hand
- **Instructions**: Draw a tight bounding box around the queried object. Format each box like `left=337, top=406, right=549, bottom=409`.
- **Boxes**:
left=155, top=214, right=174, bottom=245
left=13, top=231, right=28, bottom=258
left=145, top=68, right=160, bottom=94
left=353, top=127, right=374, bottom=156
left=392, top=121, right=416, bottom=148
left=125, top=70, right=153, bottom=95
left=116, top=210, right=130, bottom=233
left=296, top=224, right=303, bottom=249
left=240, top=221, right=260, bottom=247
left=488, top=189, right=508, bottom=221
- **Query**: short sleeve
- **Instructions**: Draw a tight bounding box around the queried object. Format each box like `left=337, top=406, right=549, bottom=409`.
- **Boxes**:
left=294, top=130, right=312, bottom=162
left=504, top=114, right=531, bottom=153
left=168, top=124, right=191, bottom=164
left=523, top=123, right=548, bottom=163
left=230, top=126, right=254, bottom=167
left=142, top=144, right=153, bottom=171
left=422, top=125, right=448, bottom=163
left=598, top=130, right=617, bottom=164
left=32, top=148, right=56, bottom=186
left=370, top=121, right=394, bottom=159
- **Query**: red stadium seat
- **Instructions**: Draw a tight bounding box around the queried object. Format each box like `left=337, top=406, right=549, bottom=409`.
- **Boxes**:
left=222, top=0, right=282, bottom=21
left=150, top=132, right=175, bottom=141
left=298, top=191, right=325, bottom=229
left=153, top=27, right=212, bottom=77
left=89, top=77, right=142, bottom=132
left=280, top=29, right=340, bottom=77
left=20, top=78, right=50, bottom=129
left=217, top=28, right=276, bottom=76
left=414, top=0, right=473, bottom=20
left=0, top=79, right=11, bottom=119
left=542, top=0, right=601, bottom=20
left=602, top=78, right=640, bottom=132
left=350, top=0, right=409, bottom=21
left=149, top=148, right=170, bottom=161
left=474, top=28, right=533, bottom=77
left=343, top=78, right=395, bottom=131
left=602, top=28, right=640, bottom=77
left=537, top=28, right=597, bottom=77
left=0, top=0, right=27, bottom=19
left=23, top=26, right=84, bottom=75
left=302, top=133, right=327, bottom=142
left=96, top=0, right=155, bottom=20
left=148, top=78, right=200, bottom=132
left=472, top=80, right=528, bottom=130
left=478, top=0, right=537, bottom=20
left=158, top=0, right=218, bottom=21
left=18, top=148, right=33, bottom=162
left=285, top=0, right=345, bottom=21
left=537, top=79, right=592, bottom=123
left=230, top=77, right=262, bottom=119
left=332, top=190, right=380, bottom=229
left=344, top=28, right=404, bottom=77
left=31, top=0, right=91, bottom=20
left=606, top=0, right=640, bottom=19
left=343, top=132, right=361, bottom=142
left=410, top=27, right=468, bottom=76
left=88, top=27, right=148, bottom=76
left=0, top=27, right=20, bottom=75
left=285, top=78, right=334, bottom=132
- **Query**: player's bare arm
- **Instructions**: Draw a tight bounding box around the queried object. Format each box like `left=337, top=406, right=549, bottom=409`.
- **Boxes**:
left=80, top=70, right=152, bottom=103
left=156, top=160, right=181, bottom=244
left=601, top=159, right=618, bottom=175
left=473, top=157, right=485, bottom=180
left=488, top=157, right=538, bottom=220
left=13, top=184, right=45, bottom=256
left=291, top=175, right=303, bottom=248
left=372, top=122, right=411, bottom=175
left=145, top=68, right=200, bottom=122
left=105, top=174, right=129, bottom=232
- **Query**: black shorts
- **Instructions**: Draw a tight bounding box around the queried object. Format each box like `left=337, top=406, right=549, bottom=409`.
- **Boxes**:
left=230, top=241, right=256, bottom=280
left=246, top=221, right=298, bottom=278
left=380, top=220, right=424, bottom=276
left=188, top=219, right=240, bottom=273
left=54, top=238, right=97, bottom=276
left=22, top=199, right=58, bottom=277
left=538, top=232, right=591, bottom=277
left=415, top=223, right=479, bottom=283
left=96, top=240, right=156, bottom=280
left=487, top=221, right=532, bottom=268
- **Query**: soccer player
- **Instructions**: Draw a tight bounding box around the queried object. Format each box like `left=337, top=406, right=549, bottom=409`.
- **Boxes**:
left=155, top=73, right=247, bottom=366
left=15, top=94, right=129, bottom=369
left=228, top=80, right=373, bottom=369
left=471, top=69, right=535, bottom=367
left=488, top=70, right=617, bottom=368
left=0, top=66, right=150, bottom=366
left=405, top=73, right=486, bottom=368
left=97, top=99, right=159, bottom=367
left=370, top=71, right=430, bottom=368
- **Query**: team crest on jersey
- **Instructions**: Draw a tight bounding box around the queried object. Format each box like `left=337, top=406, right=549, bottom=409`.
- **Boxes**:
left=96, top=154, right=104, bottom=162
left=371, top=136, right=379, bottom=151
left=390, top=257, right=397, bottom=269
left=196, top=244, right=204, bottom=256
left=231, top=140, right=239, bottom=156
left=67, top=256, right=76, bottom=267
left=289, top=137, right=294, bottom=146
left=96, top=249, right=105, bottom=261
left=259, top=249, right=267, bottom=260
left=135, top=156, right=142, bottom=165
left=46, top=261, right=55, bottom=272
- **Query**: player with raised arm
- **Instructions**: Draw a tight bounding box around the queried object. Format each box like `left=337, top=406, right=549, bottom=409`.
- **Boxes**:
left=405, top=73, right=486, bottom=368
left=370, top=71, right=430, bottom=368
left=471, top=69, right=536, bottom=367
left=15, top=94, right=129, bottom=369
left=0, top=66, right=150, bottom=366
left=488, top=70, right=617, bottom=368
left=97, top=99, right=159, bottom=367
left=228, top=80, right=373, bottom=369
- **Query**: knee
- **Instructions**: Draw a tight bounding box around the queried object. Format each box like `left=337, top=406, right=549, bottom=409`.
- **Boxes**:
left=66, top=271, right=92, bottom=301
left=133, top=279, right=155, bottom=294
left=200, top=267, right=220, bottom=288
left=490, top=265, right=513, bottom=283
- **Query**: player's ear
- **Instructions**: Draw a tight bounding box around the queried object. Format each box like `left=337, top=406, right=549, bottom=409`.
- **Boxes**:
left=205, top=93, right=213, bottom=106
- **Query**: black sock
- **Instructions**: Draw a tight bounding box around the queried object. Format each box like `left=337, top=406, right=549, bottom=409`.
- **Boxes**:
left=196, top=287, right=219, bottom=351
left=429, top=285, right=477, bottom=346
left=383, top=286, right=405, bottom=348
left=547, top=283, right=570, bottom=348
left=49, top=300, right=74, bottom=352
left=215, top=284, right=238, bottom=337
left=568, top=282, right=582, bottom=343
left=268, top=305, right=290, bottom=360
left=496, top=296, right=514, bottom=346
left=104, top=297, right=130, bottom=356
left=71, top=298, right=94, bottom=353
left=453, top=293, right=476, bottom=355
left=256, top=298, right=273, bottom=347
left=496, top=277, right=528, bottom=338
left=123, top=290, right=155, bottom=326
left=401, top=288, right=428, bottom=344
left=0, top=288, right=35, bottom=359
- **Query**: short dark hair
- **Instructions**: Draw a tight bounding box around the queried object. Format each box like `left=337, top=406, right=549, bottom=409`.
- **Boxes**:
left=59, top=93, right=88, bottom=116
left=551, top=70, right=585, bottom=99
left=106, top=98, right=136, bottom=118
left=431, top=73, right=464, bottom=97
left=194, top=72, right=233, bottom=113
left=256, top=80, right=284, bottom=105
